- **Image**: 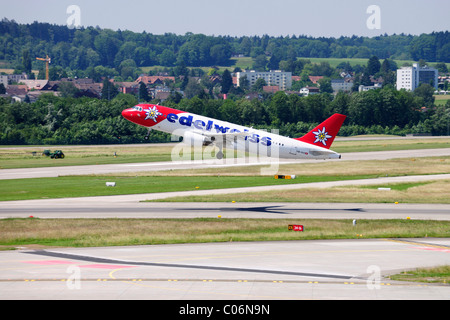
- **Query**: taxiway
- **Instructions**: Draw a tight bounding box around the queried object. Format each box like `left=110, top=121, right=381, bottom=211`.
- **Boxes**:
left=0, top=238, right=449, bottom=300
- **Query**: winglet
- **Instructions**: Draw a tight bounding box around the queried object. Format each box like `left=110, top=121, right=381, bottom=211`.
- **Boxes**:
left=295, top=114, right=346, bottom=149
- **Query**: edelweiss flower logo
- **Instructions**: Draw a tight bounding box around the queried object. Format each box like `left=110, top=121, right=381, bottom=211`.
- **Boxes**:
left=313, top=127, right=332, bottom=146
left=145, top=106, right=163, bottom=122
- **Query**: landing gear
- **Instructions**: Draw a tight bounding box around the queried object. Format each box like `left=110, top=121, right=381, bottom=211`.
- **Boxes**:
left=216, top=138, right=225, bottom=160
left=144, top=128, right=152, bottom=140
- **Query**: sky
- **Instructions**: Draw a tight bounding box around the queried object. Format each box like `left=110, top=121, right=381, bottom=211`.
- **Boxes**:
left=1, top=0, right=449, bottom=37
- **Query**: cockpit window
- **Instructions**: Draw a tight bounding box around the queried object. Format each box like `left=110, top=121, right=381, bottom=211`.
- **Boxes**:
left=132, top=106, right=143, bottom=111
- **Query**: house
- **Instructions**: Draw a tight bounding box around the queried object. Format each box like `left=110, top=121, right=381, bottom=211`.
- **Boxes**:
left=359, top=83, right=382, bottom=92
left=73, top=82, right=103, bottom=98
left=115, top=82, right=139, bottom=95
left=263, top=85, right=279, bottom=93
left=135, top=76, right=175, bottom=86
left=308, top=76, right=323, bottom=84
left=154, top=91, right=170, bottom=101
left=19, top=80, right=49, bottom=91
left=6, top=85, right=28, bottom=96
left=300, top=86, right=319, bottom=96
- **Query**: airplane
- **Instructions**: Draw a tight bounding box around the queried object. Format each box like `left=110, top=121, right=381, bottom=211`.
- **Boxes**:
left=121, top=104, right=346, bottom=160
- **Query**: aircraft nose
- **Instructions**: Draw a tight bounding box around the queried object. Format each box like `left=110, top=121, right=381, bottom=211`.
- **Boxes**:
left=122, top=108, right=132, bottom=120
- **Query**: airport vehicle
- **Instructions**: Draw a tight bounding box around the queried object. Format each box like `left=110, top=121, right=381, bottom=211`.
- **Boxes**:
left=42, top=150, right=65, bottom=159
left=122, top=104, right=346, bottom=160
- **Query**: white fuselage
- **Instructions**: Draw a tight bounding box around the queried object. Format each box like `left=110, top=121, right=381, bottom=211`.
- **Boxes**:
left=148, top=111, right=340, bottom=160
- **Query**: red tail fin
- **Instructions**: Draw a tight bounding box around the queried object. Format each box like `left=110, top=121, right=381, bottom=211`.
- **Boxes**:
left=295, top=114, right=346, bottom=149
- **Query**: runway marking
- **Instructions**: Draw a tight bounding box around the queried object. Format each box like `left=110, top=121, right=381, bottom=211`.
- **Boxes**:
left=413, top=247, right=450, bottom=253
left=22, top=260, right=74, bottom=265
left=0, top=277, right=435, bottom=288
left=78, top=264, right=136, bottom=269
left=25, top=250, right=353, bottom=280
left=384, top=239, right=450, bottom=250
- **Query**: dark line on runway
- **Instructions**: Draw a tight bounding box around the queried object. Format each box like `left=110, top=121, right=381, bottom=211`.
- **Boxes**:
left=184, top=206, right=365, bottom=214
left=25, top=250, right=353, bottom=280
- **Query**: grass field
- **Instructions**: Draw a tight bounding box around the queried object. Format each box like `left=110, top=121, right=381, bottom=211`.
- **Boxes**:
left=162, top=179, right=450, bottom=204
left=1, top=136, right=449, bottom=169
left=434, top=95, right=450, bottom=106
left=1, top=218, right=448, bottom=249
left=389, top=265, right=450, bottom=284
left=140, top=57, right=450, bottom=73
left=0, top=174, right=378, bottom=201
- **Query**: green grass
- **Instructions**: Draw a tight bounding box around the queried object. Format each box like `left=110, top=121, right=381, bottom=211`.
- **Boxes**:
left=158, top=179, right=450, bottom=204
left=0, top=174, right=376, bottom=201
left=434, top=95, right=450, bottom=106
left=1, top=137, right=449, bottom=170
left=1, top=218, right=448, bottom=249
left=0, top=145, right=175, bottom=169
left=390, top=265, right=450, bottom=284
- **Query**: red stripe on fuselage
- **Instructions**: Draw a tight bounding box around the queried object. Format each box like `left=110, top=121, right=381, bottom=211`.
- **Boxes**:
left=121, top=104, right=184, bottom=127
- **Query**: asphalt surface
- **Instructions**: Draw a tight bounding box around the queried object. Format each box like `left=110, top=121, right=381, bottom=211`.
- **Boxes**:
left=1, top=238, right=449, bottom=300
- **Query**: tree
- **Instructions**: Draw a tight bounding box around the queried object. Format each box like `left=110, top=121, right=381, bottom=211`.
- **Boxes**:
left=101, top=78, right=118, bottom=100
left=361, top=71, right=372, bottom=86
left=139, top=82, right=150, bottom=102
left=414, top=83, right=435, bottom=106
left=159, top=49, right=176, bottom=66
left=221, top=69, right=233, bottom=94
left=269, top=91, right=290, bottom=124
left=252, top=78, right=267, bottom=92
left=318, top=78, right=333, bottom=93
left=184, top=78, right=204, bottom=99
left=381, top=59, right=396, bottom=86
left=58, top=81, right=80, bottom=98
left=252, top=55, right=267, bottom=71
left=239, top=75, right=249, bottom=91
left=367, top=56, right=381, bottom=76
left=22, top=49, right=32, bottom=74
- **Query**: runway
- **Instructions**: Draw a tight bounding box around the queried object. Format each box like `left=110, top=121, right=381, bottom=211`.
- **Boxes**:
left=1, top=148, right=450, bottom=180
left=0, top=238, right=449, bottom=300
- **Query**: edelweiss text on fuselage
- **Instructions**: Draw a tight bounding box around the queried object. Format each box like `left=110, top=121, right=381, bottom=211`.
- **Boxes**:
left=166, top=113, right=273, bottom=147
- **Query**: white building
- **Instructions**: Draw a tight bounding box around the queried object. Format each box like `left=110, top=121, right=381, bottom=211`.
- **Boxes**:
left=236, top=70, right=292, bottom=91
left=299, top=86, right=320, bottom=96
left=396, top=63, right=438, bottom=91
left=331, top=79, right=354, bottom=92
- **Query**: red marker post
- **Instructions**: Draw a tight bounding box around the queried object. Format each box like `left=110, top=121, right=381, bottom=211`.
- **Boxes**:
left=288, top=225, right=304, bottom=231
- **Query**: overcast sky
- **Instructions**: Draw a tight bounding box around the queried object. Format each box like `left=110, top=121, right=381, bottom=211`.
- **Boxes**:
left=1, top=0, right=449, bottom=37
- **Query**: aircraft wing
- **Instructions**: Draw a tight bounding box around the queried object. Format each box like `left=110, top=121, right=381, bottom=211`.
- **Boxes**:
left=202, top=131, right=250, bottom=144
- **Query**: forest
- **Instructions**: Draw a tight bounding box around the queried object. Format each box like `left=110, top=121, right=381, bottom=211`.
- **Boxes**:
left=1, top=84, right=448, bottom=145
left=1, top=19, right=449, bottom=75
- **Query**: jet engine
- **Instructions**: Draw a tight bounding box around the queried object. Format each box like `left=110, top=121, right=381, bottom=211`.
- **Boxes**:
left=182, top=131, right=214, bottom=147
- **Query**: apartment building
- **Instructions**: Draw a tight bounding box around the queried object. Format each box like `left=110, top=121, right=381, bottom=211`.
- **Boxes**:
left=236, top=70, right=292, bottom=91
